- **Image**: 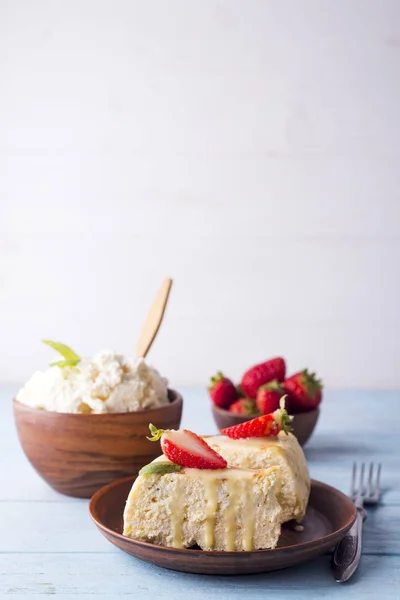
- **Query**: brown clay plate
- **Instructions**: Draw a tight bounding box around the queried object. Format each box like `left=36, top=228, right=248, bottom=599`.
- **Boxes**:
left=89, top=476, right=356, bottom=575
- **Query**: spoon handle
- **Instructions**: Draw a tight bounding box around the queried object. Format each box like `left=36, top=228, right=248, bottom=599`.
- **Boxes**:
left=136, top=278, right=173, bottom=358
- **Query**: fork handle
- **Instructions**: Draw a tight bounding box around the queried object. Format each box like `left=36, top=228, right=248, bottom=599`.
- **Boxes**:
left=331, top=509, right=363, bottom=582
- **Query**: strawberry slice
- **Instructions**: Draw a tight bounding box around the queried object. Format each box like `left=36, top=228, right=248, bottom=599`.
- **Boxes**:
left=220, top=398, right=293, bottom=439
left=148, top=425, right=228, bottom=469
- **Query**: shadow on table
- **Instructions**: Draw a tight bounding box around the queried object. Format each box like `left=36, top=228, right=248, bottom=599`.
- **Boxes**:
left=142, top=553, right=389, bottom=596
left=304, top=436, right=379, bottom=462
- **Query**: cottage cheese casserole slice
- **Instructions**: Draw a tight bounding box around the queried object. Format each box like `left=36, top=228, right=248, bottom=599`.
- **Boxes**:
left=123, top=404, right=308, bottom=551
left=123, top=461, right=283, bottom=551
left=205, top=431, right=310, bottom=522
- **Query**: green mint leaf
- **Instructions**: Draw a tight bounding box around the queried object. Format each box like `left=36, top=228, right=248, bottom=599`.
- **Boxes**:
left=139, top=462, right=181, bottom=476
left=50, top=359, right=81, bottom=369
left=42, top=340, right=80, bottom=362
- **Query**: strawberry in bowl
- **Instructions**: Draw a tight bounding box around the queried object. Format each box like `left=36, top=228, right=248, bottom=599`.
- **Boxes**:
left=208, top=372, right=237, bottom=409
left=283, top=370, right=322, bottom=413
left=208, top=357, right=322, bottom=446
left=241, top=358, right=286, bottom=399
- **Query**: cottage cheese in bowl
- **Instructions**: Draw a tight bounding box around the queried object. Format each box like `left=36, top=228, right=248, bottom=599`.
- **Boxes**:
left=16, top=350, right=169, bottom=414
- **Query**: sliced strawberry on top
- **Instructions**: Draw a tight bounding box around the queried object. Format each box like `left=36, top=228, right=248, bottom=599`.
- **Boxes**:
left=283, top=369, right=322, bottom=412
left=221, top=398, right=293, bottom=439
left=148, top=425, right=228, bottom=469
left=241, top=357, right=286, bottom=399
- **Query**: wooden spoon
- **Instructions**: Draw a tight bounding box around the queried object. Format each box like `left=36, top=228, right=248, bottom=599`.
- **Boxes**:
left=135, top=278, right=173, bottom=358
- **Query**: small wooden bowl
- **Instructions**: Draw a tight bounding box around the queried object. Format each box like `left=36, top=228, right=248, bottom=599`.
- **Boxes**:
left=13, top=390, right=182, bottom=499
left=212, top=405, right=320, bottom=446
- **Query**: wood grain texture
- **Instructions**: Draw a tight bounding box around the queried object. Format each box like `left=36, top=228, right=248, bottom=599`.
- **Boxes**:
left=212, top=405, right=319, bottom=446
left=1, top=385, right=400, bottom=598
left=2, top=502, right=400, bottom=556
left=136, top=277, right=173, bottom=358
left=1, top=554, right=400, bottom=600
left=12, top=390, right=182, bottom=498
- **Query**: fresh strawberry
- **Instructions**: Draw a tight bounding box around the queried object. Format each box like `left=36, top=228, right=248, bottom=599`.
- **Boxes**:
left=241, top=357, right=286, bottom=399
left=148, top=424, right=228, bottom=469
left=256, top=380, right=284, bottom=414
left=229, top=398, right=260, bottom=416
left=208, top=372, right=237, bottom=409
left=283, top=369, right=323, bottom=412
left=221, top=398, right=292, bottom=439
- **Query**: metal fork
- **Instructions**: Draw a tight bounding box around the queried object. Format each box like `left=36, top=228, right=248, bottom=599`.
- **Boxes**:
left=331, top=462, right=381, bottom=583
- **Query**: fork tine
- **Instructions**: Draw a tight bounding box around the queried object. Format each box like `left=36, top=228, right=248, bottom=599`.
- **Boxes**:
left=375, top=463, right=382, bottom=497
left=358, top=462, right=365, bottom=497
left=350, top=461, right=356, bottom=497
left=366, top=462, right=374, bottom=497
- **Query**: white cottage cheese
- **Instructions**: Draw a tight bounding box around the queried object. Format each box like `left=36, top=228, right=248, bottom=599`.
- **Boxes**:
left=16, top=350, right=169, bottom=414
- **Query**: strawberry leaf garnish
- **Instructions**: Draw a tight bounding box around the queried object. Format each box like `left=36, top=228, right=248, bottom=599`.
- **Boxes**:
left=276, top=396, right=293, bottom=435
left=240, top=399, right=261, bottom=416
left=50, top=359, right=81, bottom=368
left=147, top=423, right=165, bottom=441
left=260, top=379, right=284, bottom=394
left=300, top=369, right=323, bottom=398
left=209, top=371, right=225, bottom=389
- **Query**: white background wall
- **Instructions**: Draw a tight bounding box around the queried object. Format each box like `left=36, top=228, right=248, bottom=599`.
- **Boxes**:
left=1, top=0, right=400, bottom=388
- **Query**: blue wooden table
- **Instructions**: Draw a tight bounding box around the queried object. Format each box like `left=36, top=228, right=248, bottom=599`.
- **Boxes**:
left=1, top=385, right=399, bottom=599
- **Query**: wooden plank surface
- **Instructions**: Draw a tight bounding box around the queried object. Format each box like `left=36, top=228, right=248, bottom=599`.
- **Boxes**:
left=1, top=384, right=399, bottom=598
left=1, top=502, right=399, bottom=555
left=1, top=554, right=400, bottom=599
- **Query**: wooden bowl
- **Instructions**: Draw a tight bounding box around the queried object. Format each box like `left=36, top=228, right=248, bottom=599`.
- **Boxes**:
left=212, top=405, right=320, bottom=446
left=13, top=389, right=182, bottom=499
